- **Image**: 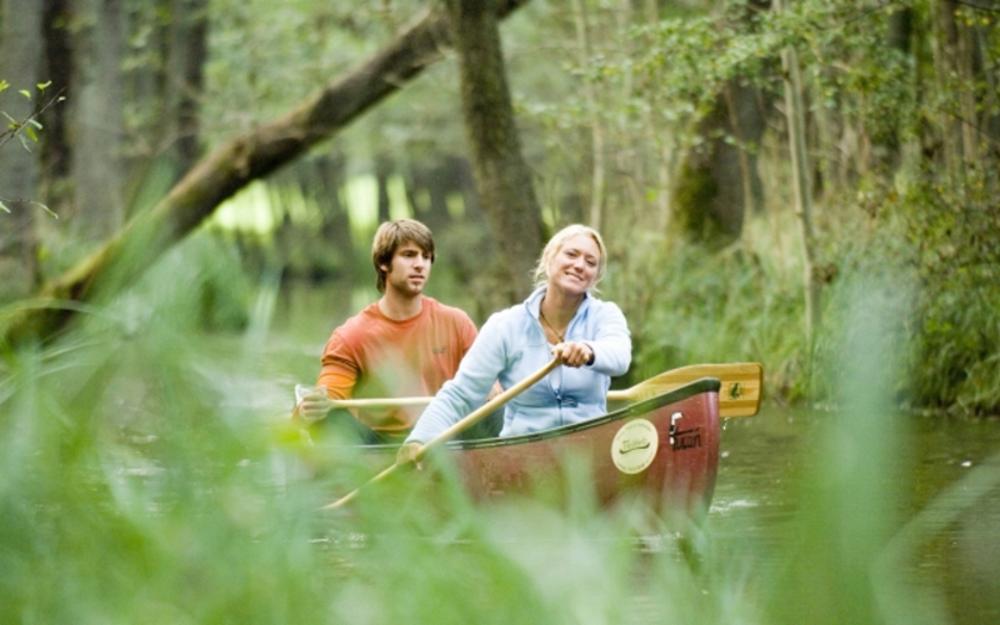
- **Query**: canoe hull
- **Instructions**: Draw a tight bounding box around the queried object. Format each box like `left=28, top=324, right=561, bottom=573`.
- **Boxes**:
left=363, top=379, right=722, bottom=515
left=450, top=378, right=720, bottom=513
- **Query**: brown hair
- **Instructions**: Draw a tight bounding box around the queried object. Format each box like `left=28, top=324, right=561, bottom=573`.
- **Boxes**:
left=371, top=219, right=435, bottom=292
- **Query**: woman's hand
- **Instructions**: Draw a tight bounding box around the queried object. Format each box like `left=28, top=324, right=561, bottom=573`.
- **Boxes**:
left=396, top=442, right=424, bottom=469
left=552, top=341, right=595, bottom=368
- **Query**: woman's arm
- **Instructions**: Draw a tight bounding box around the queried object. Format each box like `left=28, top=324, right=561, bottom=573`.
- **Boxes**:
left=583, top=301, right=631, bottom=376
left=405, top=313, right=509, bottom=444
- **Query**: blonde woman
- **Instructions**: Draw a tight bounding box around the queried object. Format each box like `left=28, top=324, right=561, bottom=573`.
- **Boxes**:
left=401, top=224, right=631, bottom=454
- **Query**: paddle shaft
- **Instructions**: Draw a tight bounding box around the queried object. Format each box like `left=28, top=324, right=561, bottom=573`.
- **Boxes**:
left=322, top=358, right=560, bottom=510
left=318, top=362, right=763, bottom=419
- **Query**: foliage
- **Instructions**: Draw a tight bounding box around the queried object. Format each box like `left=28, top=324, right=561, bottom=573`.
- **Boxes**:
left=1, top=259, right=997, bottom=624
left=0, top=79, right=62, bottom=217
left=891, top=166, right=1000, bottom=414
left=9, top=0, right=1000, bottom=414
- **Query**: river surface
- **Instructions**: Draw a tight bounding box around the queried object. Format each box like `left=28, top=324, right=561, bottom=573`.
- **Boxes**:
left=708, top=405, right=1000, bottom=625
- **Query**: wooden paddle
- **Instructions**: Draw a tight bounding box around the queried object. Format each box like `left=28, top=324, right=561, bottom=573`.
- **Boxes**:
left=315, top=361, right=763, bottom=419
left=321, top=357, right=561, bottom=510
left=607, top=361, right=763, bottom=418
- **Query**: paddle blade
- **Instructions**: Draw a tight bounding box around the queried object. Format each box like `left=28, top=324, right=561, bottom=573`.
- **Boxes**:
left=609, top=362, right=763, bottom=418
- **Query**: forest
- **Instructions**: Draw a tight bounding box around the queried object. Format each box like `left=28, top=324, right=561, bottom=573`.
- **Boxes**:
left=2, top=0, right=998, bottom=414
left=2, top=0, right=998, bottom=413
left=1, top=1, right=999, bottom=623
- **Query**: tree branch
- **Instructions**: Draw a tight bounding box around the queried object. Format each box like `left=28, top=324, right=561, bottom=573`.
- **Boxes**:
left=2, top=1, right=531, bottom=346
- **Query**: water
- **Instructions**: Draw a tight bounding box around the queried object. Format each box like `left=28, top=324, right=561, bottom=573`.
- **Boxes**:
left=710, top=406, right=1000, bottom=625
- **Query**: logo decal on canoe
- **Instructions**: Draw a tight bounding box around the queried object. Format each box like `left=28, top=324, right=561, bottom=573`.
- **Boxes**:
left=667, top=412, right=701, bottom=451
left=728, top=381, right=742, bottom=399
left=611, top=419, right=659, bottom=475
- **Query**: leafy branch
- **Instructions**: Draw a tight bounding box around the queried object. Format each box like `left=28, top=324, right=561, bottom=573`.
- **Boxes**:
left=0, top=80, right=66, bottom=151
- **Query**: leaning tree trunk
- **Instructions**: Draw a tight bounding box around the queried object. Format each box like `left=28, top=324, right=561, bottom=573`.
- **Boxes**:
left=444, top=0, right=544, bottom=304
left=1, top=0, right=532, bottom=346
left=0, top=0, right=44, bottom=303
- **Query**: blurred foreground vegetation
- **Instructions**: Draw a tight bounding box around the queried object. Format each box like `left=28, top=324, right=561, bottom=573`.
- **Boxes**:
left=1, top=254, right=998, bottom=624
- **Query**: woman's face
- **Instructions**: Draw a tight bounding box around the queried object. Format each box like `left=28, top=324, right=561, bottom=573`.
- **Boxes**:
left=547, top=233, right=601, bottom=296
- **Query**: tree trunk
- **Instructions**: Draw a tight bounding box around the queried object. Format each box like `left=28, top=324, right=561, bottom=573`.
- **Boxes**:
left=0, top=0, right=44, bottom=302
left=2, top=0, right=532, bottom=345
left=405, top=158, right=457, bottom=235
left=932, top=0, right=973, bottom=181
left=776, top=0, right=820, bottom=349
left=669, top=81, right=765, bottom=245
left=444, top=0, right=544, bottom=304
left=40, top=0, right=74, bottom=206
left=164, top=0, right=209, bottom=181
left=724, top=81, right=767, bottom=220
left=375, top=152, right=392, bottom=224
left=71, top=0, right=126, bottom=243
left=315, top=153, right=354, bottom=282
left=571, top=0, right=606, bottom=232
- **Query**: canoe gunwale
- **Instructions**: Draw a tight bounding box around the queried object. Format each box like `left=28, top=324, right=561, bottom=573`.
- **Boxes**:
left=358, top=377, right=722, bottom=452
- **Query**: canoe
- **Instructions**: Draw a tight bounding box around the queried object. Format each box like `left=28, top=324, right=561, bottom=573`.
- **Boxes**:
left=352, top=377, right=721, bottom=515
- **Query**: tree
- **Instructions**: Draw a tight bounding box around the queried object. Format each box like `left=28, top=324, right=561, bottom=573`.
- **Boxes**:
left=1, top=0, right=532, bottom=345
left=444, top=0, right=544, bottom=304
left=163, top=0, right=209, bottom=181
left=668, top=0, right=769, bottom=245
left=0, top=0, right=44, bottom=302
left=71, top=0, right=127, bottom=243
left=39, top=0, right=74, bottom=208
left=669, top=79, right=767, bottom=245
left=776, top=0, right=819, bottom=349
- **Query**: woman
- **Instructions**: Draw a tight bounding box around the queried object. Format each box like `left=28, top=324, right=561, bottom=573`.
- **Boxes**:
left=399, top=224, right=631, bottom=457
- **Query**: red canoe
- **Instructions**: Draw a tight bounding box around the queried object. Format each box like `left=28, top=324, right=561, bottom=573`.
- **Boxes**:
left=356, top=378, right=721, bottom=515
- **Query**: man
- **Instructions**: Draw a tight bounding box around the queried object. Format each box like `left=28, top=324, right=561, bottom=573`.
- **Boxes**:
left=295, top=218, right=479, bottom=442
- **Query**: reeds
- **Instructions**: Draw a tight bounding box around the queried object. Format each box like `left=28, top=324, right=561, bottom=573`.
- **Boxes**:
left=2, top=229, right=997, bottom=625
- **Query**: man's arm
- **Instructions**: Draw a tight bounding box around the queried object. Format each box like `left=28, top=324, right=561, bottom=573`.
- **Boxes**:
left=294, top=332, right=360, bottom=424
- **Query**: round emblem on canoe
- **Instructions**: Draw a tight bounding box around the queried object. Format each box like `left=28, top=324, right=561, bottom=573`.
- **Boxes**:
left=611, top=418, right=659, bottom=475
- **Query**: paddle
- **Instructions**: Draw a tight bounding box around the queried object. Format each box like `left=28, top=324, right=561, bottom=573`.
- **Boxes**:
left=321, top=357, right=561, bottom=510
left=313, top=361, right=763, bottom=419
left=607, top=361, right=763, bottom=418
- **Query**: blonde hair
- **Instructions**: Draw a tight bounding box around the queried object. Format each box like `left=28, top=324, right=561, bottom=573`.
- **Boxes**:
left=371, top=219, right=435, bottom=293
left=532, top=224, right=607, bottom=289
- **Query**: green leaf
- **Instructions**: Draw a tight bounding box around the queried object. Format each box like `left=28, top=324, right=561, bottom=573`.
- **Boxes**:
left=19, top=89, right=32, bottom=100
left=0, top=200, right=10, bottom=214
left=0, top=79, right=9, bottom=93
left=28, top=119, right=43, bottom=130
left=33, top=201, right=58, bottom=219
left=37, top=80, right=52, bottom=92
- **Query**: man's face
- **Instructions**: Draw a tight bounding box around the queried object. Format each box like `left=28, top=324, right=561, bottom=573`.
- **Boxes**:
left=382, top=241, right=433, bottom=297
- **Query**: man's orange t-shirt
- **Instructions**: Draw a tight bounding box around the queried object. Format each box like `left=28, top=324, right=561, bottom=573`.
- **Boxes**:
left=317, top=297, right=477, bottom=433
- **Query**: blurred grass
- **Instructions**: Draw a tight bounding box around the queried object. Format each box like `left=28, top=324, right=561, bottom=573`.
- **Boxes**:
left=2, top=226, right=998, bottom=625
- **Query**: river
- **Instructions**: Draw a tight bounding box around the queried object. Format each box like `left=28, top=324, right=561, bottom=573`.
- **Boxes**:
left=710, top=405, right=1000, bottom=625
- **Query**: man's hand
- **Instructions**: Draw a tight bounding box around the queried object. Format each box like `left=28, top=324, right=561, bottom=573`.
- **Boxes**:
left=552, top=341, right=594, bottom=368
left=294, top=386, right=333, bottom=424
